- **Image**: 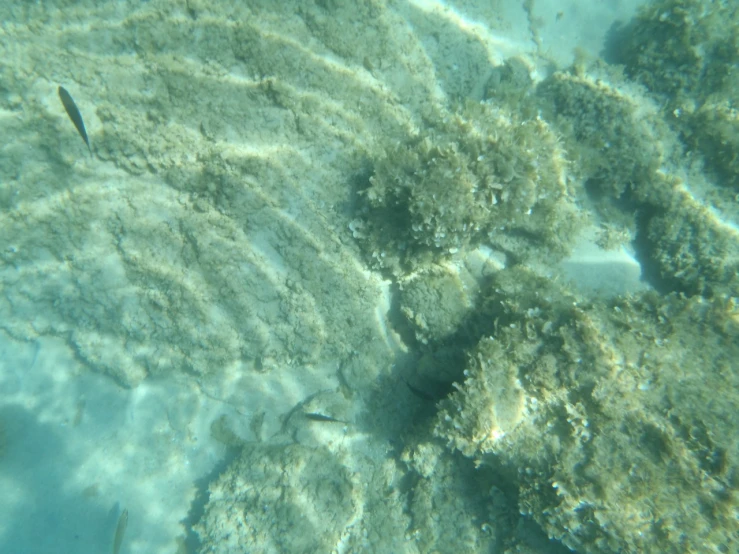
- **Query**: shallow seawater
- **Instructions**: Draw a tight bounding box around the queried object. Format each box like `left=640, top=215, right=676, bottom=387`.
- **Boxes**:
left=1, top=1, right=737, bottom=553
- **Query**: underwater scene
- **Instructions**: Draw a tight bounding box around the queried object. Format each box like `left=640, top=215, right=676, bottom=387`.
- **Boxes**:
left=0, top=0, right=737, bottom=552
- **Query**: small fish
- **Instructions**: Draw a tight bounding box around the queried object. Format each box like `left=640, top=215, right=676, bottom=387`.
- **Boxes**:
left=112, top=508, right=128, bottom=554
left=58, top=85, right=92, bottom=155
left=304, top=412, right=344, bottom=423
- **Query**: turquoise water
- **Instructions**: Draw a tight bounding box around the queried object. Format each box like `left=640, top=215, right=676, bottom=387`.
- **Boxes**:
left=1, top=1, right=737, bottom=553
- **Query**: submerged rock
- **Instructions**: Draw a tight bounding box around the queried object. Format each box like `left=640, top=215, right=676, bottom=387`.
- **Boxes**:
left=435, top=268, right=739, bottom=553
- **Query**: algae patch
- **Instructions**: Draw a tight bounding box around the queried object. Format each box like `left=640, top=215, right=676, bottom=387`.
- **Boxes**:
left=356, top=100, right=581, bottom=276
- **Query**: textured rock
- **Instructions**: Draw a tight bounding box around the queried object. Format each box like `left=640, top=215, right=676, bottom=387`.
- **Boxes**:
left=436, top=268, right=739, bottom=553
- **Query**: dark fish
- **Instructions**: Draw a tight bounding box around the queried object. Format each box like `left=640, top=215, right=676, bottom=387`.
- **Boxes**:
left=58, top=85, right=92, bottom=155
left=304, top=412, right=344, bottom=423
left=112, top=508, right=128, bottom=554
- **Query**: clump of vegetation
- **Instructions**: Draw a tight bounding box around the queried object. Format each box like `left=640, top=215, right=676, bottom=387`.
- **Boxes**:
left=610, top=0, right=739, bottom=191
left=687, top=99, right=739, bottom=190
left=611, top=0, right=739, bottom=104
left=635, top=171, right=739, bottom=297
left=356, top=102, right=579, bottom=275
left=536, top=68, right=665, bottom=200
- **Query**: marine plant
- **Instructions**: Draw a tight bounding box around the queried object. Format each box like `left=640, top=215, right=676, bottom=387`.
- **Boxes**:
left=356, top=102, right=579, bottom=276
